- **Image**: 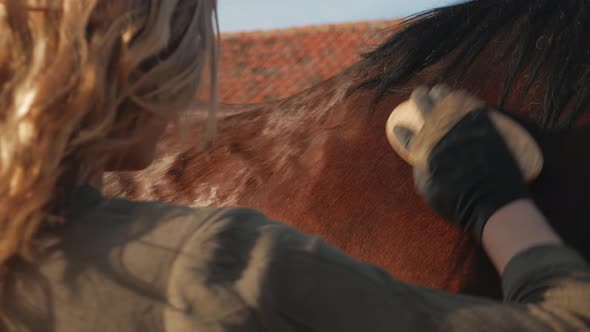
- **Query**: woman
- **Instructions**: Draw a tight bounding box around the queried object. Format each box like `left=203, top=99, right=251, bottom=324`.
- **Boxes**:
left=1, top=1, right=589, bottom=331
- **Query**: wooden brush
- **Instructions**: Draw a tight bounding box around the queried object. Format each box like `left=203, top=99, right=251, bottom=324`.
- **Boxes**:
left=386, top=99, right=544, bottom=182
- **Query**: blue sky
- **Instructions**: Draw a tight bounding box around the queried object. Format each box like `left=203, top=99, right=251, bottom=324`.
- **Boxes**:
left=218, top=0, right=458, bottom=32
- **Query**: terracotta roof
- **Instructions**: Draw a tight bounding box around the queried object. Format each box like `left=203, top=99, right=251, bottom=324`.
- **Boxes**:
left=213, top=19, right=401, bottom=104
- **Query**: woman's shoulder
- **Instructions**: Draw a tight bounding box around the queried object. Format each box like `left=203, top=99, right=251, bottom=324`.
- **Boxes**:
left=65, top=185, right=276, bottom=250
left=35, top=191, right=285, bottom=330
left=55, top=186, right=380, bottom=331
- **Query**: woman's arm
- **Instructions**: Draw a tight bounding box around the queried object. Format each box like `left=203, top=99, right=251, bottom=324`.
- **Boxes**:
left=482, top=198, right=562, bottom=274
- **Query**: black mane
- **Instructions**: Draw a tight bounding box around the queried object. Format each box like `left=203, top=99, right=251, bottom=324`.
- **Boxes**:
left=352, top=0, right=590, bottom=130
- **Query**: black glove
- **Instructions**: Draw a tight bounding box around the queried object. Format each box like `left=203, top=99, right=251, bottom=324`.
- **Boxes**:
left=395, top=86, right=531, bottom=240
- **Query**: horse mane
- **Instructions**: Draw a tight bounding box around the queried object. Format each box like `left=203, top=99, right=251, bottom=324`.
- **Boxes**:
left=351, top=0, right=590, bottom=130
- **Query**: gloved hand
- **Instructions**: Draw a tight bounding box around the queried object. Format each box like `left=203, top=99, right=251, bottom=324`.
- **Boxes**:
left=393, top=85, right=532, bottom=241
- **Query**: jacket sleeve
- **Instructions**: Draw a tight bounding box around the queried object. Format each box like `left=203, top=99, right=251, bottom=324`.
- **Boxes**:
left=501, top=244, right=590, bottom=327
left=163, top=207, right=590, bottom=332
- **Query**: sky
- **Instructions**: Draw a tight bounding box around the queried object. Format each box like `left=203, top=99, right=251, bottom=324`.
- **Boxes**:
left=218, top=0, right=458, bottom=33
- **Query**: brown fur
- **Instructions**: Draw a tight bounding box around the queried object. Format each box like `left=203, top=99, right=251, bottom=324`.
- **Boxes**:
left=104, top=30, right=590, bottom=299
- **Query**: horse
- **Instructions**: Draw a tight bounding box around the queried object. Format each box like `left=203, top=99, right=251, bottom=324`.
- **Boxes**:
left=104, top=0, right=590, bottom=299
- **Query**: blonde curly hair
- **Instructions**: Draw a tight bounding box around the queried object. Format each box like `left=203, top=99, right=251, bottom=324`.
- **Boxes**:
left=0, top=0, right=218, bottom=273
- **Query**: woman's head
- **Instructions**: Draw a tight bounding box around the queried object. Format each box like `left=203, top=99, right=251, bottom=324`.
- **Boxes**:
left=0, top=0, right=218, bottom=267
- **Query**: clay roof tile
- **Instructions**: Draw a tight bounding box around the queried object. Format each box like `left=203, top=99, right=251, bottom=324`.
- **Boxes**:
left=204, top=19, right=400, bottom=104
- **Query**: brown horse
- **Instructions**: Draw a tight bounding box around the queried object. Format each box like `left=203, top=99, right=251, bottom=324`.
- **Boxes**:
left=104, top=0, right=590, bottom=299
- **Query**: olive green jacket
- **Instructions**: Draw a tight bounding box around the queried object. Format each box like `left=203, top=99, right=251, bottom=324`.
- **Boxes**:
left=14, top=186, right=590, bottom=331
